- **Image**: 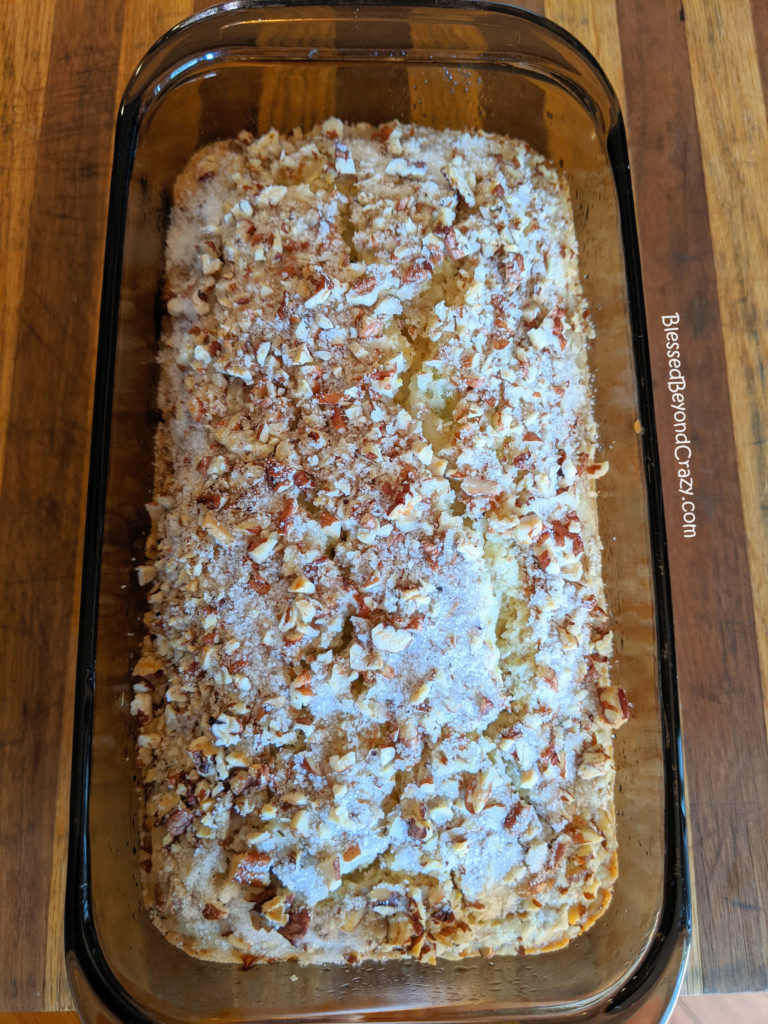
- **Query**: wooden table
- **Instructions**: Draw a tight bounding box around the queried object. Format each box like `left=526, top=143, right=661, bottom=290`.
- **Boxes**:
left=2, top=0, right=767, bottom=1012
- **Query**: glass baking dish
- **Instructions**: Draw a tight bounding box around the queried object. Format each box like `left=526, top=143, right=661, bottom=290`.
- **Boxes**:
left=66, top=2, right=689, bottom=1021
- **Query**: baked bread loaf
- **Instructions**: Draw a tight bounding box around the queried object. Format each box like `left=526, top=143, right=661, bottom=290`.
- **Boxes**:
left=131, top=119, right=627, bottom=965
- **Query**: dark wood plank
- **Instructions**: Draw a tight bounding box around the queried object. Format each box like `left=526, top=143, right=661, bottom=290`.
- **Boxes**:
left=617, top=0, right=768, bottom=996
left=0, top=1015, right=79, bottom=1024
left=0, top=0, right=126, bottom=1010
left=683, top=0, right=768, bottom=739
left=750, top=0, right=768, bottom=105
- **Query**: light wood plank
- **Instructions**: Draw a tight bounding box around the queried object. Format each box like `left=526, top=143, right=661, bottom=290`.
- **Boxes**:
left=37, top=4, right=199, bottom=1011
left=0, top=0, right=128, bottom=1010
left=684, top=1, right=768, bottom=742
left=682, top=836, right=703, bottom=997
left=0, top=3, right=56, bottom=494
left=544, top=0, right=626, bottom=115
left=115, top=0, right=193, bottom=113
left=671, top=992, right=768, bottom=1024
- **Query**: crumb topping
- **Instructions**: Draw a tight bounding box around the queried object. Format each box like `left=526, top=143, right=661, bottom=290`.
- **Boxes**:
left=133, top=119, right=625, bottom=965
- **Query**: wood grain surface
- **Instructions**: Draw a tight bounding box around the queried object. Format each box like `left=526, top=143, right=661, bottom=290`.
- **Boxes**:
left=1, top=0, right=767, bottom=1012
left=0, top=1004, right=738, bottom=1024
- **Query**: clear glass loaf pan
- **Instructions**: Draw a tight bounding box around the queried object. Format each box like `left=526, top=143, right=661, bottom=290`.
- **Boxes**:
left=66, top=2, right=690, bottom=1021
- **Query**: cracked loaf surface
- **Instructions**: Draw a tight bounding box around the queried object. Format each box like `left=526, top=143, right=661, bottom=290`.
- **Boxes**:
left=131, top=119, right=628, bottom=966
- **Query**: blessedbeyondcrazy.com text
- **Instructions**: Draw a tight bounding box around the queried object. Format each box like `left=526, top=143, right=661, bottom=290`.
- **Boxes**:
left=662, top=312, right=696, bottom=538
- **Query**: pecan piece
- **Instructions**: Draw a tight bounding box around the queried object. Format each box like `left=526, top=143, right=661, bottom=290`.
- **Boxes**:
left=197, top=491, right=226, bottom=510
left=503, top=250, right=524, bottom=285
left=248, top=574, right=270, bottom=595
left=350, top=274, right=377, bottom=296
left=316, top=391, right=345, bottom=405
left=278, top=906, right=310, bottom=946
left=232, top=851, right=271, bottom=885
left=165, top=808, right=192, bottom=838
left=264, top=458, right=293, bottom=491
left=406, top=819, right=427, bottom=841
left=372, top=122, right=396, bottom=143
left=249, top=885, right=277, bottom=909
left=618, top=687, right=631, bottom=719
left=444, top=228, right=463, bottom=260
left=504, top=803, right=524, bottom=831
left=399, top=257, right=432, bottom=284
left=230, top=763, right=270, bottom=796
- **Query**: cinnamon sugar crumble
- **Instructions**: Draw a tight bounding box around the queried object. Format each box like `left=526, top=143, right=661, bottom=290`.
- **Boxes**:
left=132, top=120, right=625, bottom=965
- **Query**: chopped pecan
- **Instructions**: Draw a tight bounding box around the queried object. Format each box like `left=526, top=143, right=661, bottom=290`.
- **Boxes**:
left=406, top=819, right=427, bottom=841
left=422, top=541, right=440, bottom=569
left=444, top=228, right=463, bottom=259
left=541, top=741, right=560, bottom=767
left=232, top=851, right=271, bottom=884
left=399, top=257, right=433, bottom=285
left=504, top=803, right=524, bottom=831
left=248, top=574, right=270, bottom=595
left=202, top=903, right=227, bottom=920
left=264, top=458, right=293, bottom=491
left=350, top=274, right=377, bottom=295
left=431, top=905, right=455, bottom=923
left=230, top=763, right=270, bottom=796
left=535, top=550, right=551, bottom=570
left=278, top=906, right=310, bottom=946
left=249, top=885, right=277, bottom=909
left=618, top=687, right=631, bottom=719
left=277, top=497, right=297, bottom=534
left=165, top=808, right=192, bottom=838
left=372, top=122, right=396, bottom=143
left=330, top=407, right=348, bottom=431
left=359, top=315, right=382, bottom=338
left=503, top=250, right=524, bottom=285
left=305, top=270, right=332, bottom=307
left=550, top=305, right=567, bottom=350
left=551, top=518, right=583, bottom=554
left=197, top=491, right=226, bottom=510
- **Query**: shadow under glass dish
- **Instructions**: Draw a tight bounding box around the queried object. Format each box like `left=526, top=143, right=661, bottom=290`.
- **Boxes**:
left=66, top=3, right=689, bottom=1022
